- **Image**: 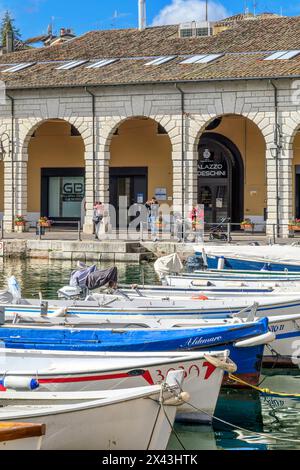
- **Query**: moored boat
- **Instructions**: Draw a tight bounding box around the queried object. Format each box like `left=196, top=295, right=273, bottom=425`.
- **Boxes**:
left=0, top=349, right=234, bottom=423
left=194, top=245, right=300, bottom=273
left=0, top=370, right=185, bottom=450
left=9, top=312, right=300, bottom=368
left=0, top=317, right=272, bottom=386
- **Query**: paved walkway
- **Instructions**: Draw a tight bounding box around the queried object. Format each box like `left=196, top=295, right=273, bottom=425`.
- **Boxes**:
left=1, top=228, right=300, bottom=245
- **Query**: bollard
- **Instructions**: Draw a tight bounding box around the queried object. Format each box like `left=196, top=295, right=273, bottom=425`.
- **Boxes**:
left=77, top=221, right=82, bottom=241
left=227, top=222, right=231, bottom=243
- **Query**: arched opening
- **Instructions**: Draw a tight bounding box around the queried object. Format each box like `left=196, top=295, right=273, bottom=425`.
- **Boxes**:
left=27, top=119, right=85, bottom=225
left=109, top=117, right=172, bottom=226
left=198, top=115, right=266, bottom=228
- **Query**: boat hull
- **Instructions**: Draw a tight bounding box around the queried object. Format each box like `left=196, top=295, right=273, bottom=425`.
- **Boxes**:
left=0, top=350, right=227, bottom=423
left=0, top=390, right=177, bottom=450
left=0, top=320, right=268, bottom=387
left=204, top=254, right=300, bottom=273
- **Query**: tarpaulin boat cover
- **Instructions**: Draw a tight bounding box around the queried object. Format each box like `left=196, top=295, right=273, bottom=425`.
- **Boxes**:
left=70, top=265, right=97, bottom=288
left=154, top=254, right=183, bottom=279
left=194, top=245, right=300, bottom=266
left=85, top=267, right=118, bottom=291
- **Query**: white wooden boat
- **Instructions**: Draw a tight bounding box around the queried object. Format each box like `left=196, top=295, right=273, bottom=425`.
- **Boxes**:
left=0, top=370, right=185, bottom=450
left=0, top=422, right=45, bottom=450
left=118, top=283, right=300, bottom=299
left=4, top=291, right=300, bottom=320
left=0, top=350, right=232, bottom=423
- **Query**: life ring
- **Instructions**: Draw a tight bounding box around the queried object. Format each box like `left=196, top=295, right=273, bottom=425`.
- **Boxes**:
left=191, top=295, right=209, bottom=300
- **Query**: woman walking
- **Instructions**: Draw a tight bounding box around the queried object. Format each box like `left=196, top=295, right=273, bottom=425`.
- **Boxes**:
left=150, top=197, right=160, bottom=242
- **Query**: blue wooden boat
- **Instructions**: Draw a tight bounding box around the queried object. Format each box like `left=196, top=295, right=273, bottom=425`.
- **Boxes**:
left=193, top=246, right=300, bottom=273
left=202, top=254, right=300, bottom=273
left=0, top=318, right=270, bottom=386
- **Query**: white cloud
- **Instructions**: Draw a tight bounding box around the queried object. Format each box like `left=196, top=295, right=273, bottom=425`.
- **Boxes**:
left=152, top=0, right=230, bottom=26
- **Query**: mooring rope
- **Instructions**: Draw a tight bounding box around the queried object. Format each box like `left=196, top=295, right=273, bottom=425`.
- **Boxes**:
left=228, top=373, right=300, bottom=398
left=184, top=400, right=300, bottom=444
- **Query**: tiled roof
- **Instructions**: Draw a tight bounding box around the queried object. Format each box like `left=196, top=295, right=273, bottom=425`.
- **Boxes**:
left=1, top=17, right=300, bottom=89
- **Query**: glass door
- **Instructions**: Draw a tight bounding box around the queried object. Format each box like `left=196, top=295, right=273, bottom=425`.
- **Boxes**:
left=198, top=186, right=213, bottom=224
left=48, top=176, right=85, bottom=219
left=214, top=185, right=228, bottom=222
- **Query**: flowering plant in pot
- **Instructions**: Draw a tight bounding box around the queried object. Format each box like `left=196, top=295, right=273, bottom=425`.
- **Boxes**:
left=14, top=215, right=26, bottom=226
left=38, top=217, right=52, bottom=227
left=289, top=219, right=300, bottom=231
left=240, top=218, right=254, bottom=230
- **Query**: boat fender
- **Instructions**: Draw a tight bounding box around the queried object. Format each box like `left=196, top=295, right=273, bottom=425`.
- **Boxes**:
left=217, top=256, right=225, bottom=271
left=1, top=376, right=39, bottom=391
left=163, top=391, right=190, bottom=406
left=234, top=332, right=276, bottom=348
left=51, top=307, right=68, bottom=318
left=203, top=354, right=237, bottom=373
left=191, top=295, right=209, bottom=300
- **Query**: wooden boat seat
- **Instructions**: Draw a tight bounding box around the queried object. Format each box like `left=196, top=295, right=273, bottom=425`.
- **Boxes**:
left=0, top=422, right=45, bottom=442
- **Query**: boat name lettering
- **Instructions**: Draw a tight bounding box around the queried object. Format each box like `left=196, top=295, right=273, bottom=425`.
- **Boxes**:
left=155, top=362, right=217, bottom=382
left=186, top=336, right=222, bottom=347
left=269, top=324, right=285, bottom=333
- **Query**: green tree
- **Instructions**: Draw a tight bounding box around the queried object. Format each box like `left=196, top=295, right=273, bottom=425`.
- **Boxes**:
left=0, top=11, right=21, bottom=47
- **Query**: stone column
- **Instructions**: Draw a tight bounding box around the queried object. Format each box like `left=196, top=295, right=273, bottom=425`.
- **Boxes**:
left=171, top=116, right=198, bottom=217
left=279, top=147, right=293, bottom=238
left=83, top=149, right=110, bottom=234
left=266, top=146, right=292, bottom=238
left=83, top=152, right=95, bottom=234
left=3, top=157, right=27, bottom=232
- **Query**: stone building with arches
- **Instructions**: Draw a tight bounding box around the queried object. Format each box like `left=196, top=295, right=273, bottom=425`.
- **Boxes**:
left=0, top=14, right=300, bottom=236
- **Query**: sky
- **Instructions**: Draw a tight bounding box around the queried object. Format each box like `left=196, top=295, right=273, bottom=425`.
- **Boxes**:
left=1, top=0, right=300, bottom=40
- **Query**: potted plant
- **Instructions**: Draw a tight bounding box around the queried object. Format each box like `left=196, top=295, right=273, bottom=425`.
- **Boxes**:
left=37, top=216, right=52, bottom=236
left=288, top=219, right=300, bottom=231
left=39, top=216, right=52, bottom=228
left=240, top=218, right=254, bottom=231
left=14, top=215, right=27, bottom=232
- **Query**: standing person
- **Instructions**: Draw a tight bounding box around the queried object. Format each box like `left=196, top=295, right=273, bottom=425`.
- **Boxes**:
left=145, top=199, right=152, bottom=232
left=150, top=197, right=160, bottom=242
left=93, top=201, right=105, bottom=240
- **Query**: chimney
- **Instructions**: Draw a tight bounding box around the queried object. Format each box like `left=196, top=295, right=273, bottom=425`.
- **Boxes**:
left=138, top=0, right=146, bottom=30
left=6, top=30, right=14, bottom=53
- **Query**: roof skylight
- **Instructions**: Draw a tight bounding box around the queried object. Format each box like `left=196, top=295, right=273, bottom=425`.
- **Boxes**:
left=264, top=50, right=300, bottom=60
left=56, top=60, right=88, bottom=70
left=145, top=56, right=176, bottom=66
left=180, top=54, right=223, bottom=64
left=86, top=59, right=118, bottom=69
left=2, top=63, right=35, bottom=72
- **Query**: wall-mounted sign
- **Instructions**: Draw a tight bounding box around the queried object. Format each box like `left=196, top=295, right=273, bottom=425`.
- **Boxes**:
left=216, top=198, right=223, bottom=208
left=197, top=161, right=227, bottom=178
left=155, top=188, right=167, bottom=201
left=137, top=193, right=144, bottom=204
left=62, top=182, right=85, bottom=202
left=203, top=149, right=211, bottom=160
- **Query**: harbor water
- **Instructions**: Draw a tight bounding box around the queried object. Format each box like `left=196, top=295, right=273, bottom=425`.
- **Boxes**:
left=1, top=258, right=300, bottom=451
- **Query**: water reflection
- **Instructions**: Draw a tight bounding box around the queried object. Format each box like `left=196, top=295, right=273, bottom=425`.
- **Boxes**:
left=0, top=258, right=159, bottom=299
left=0, top=259, right=300, bottom=450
